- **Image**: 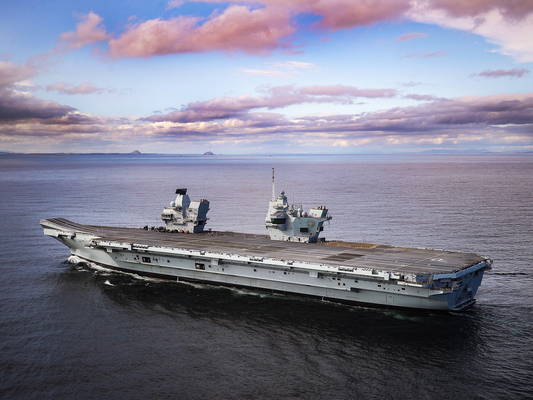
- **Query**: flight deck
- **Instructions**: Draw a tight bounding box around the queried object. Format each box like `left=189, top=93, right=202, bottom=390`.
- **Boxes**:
left=44, top=217, right=485, bottom=276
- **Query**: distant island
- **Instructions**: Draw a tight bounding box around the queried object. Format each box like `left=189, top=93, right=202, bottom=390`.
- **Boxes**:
left=203, top=151, right=214, bottom=155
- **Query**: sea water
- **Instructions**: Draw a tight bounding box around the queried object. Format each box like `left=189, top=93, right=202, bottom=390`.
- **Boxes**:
left=1, top=154, right=532, bottom=399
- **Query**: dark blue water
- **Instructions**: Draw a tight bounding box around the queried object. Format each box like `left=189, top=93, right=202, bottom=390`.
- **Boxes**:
left=1, top=154, right=532, bottom=399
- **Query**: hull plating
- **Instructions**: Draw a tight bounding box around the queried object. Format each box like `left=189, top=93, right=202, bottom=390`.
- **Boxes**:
left=58, top=234, right=484, bottom=312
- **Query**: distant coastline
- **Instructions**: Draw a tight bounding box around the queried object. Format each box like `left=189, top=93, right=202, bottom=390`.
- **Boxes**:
left=1, top=150, right=532, bottom=156
left=0, top=150, right=221, bottom=156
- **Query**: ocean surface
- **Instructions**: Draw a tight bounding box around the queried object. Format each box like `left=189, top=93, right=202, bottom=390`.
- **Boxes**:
left=1, top=153, right=532, bottom=399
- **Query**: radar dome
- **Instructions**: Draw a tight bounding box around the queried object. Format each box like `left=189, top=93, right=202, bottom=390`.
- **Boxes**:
left=170, top=201, right=176, bottom=206
left=302, top=211, right=308, bottom=217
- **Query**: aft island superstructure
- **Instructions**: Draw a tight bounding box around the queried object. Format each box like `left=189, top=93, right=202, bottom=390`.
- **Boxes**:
left=40, top=171, right=492, bottom=311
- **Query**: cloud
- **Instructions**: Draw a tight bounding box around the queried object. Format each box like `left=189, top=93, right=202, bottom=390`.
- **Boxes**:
left=299, top=85, right=397, bottom=98
left=36, top=112, right=105, bottom=126
left=3, top=88, right=532, bottom=152
left=295, top=0, right=411, bottom=30
left=420, top=50, right=448, bottom=57
left=183, top=0, right=407, bottom=32
left=54, top=3, right=533, bottom=62
left=108, top=5, right=295, bottom=58
left=238, top=68, right=293, bottom=77
left=239, top=1, right=533, bottom=61
left=0, top=119, right=106, bottom=140
left=401, top=50, right=449, bottom=58
left=470, top=67, right=530, bottom=78
left=0, top=61, right=76, bottom=121
left=167, top=0, right=184, bottom=10
left=141, top=84, right=399, bottom=123
left=0, top=89, right=76, bottom=121
left=269, top=61, right=317, bottom=70
left=407, top=2, right=533, bottom=62
left=57, top=12, right=111, bottom=51
left=138, top=88, right=533, bottom=149
left=402, top=81, right=422, bottom=87
left=113, top=92, right=532, bottom=154
left=143, top=92, right=533, bottom=138
left=0, top=61, right=38, bottom=89
left=358, top=93, right=533, bottom=129
left=395, top=32, right=428, bottom=41
left=424, top=0, right=533, bottom=21
left=239, top=60, right=318, bottom=77
left=46, top=81, right=116, bottom=95
left=0, top=60, right=108, bottom=145
left=404, top=93, right=442, bottom=101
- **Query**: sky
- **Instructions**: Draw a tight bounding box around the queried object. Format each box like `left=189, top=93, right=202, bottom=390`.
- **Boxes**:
left=1, top=0, right=532, bottom=154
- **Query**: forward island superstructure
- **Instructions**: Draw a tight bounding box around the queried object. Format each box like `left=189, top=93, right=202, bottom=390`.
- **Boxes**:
left=40, top=171, right=492, bottom=311
left=160, top=188, right=209, bottom=233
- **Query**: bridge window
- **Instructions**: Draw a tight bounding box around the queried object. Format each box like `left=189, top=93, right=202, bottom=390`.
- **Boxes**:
left=300, top=227, right=309, bottom=233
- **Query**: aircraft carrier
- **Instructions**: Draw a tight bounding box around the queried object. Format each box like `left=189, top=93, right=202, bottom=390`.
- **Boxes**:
left=40, top=170, right=492, bottom=311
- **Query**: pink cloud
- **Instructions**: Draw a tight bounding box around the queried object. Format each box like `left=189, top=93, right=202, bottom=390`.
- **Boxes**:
left=58, top=12, right=111, bottom=51
left=51, top=2, right=533, bottom=61
left=402, top=50, right=449, bottom=58
left=404, top=93, right=442, bottom=101
left=0, top=61, right=37, bottom=89
left=167, top=0, right=184, bottom=10
left=408, top=2, right=533, bottom=62
left=470, top=67, right=530, bottom=78
left=300, top=0, right=410, bottom=30
left=142, top=84, right=400, bottom=123
left=420, top=50, right=448, bottom=57
left=195, top=1, right=533, bottom=33
left=428, top=0, right=533, bottom=21
left=46, top=81, right=115, bottom=95
left=0, top=87, right=110, bottom=140
left=108, top=5, right=295, bottom=58
left=356, top=93, right=533, bottom=129
left=124, top=92, right=533, bottom=154
left=141, top=87, right=533, bottom=138
left=0, top=61, right=79, bottom=123
left=190, top=0, right=533, bottom=27
left=299, top=85, right=397, bottom=98
left=239, top=60, right=318, bottom=77
left=0, top=61, right=107, bottom=141
left=0, top=88, right=76, bottom=122
left=395, top=32, right=428, bottom=41
left=3, top=89, right=533, bottom=151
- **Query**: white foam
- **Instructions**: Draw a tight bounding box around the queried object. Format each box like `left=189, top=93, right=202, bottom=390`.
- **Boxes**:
left=68, top=255, right=83, bottom=264
left=176, top=280, right=208, bottom=289
left=68, top=255, right=124, bottom=276
left=68, top=255, right=170, bottom=283
left=68, top=255, right=112, bottom=273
